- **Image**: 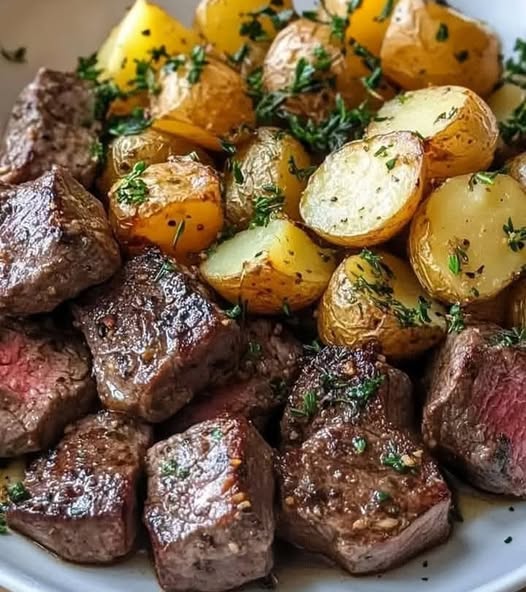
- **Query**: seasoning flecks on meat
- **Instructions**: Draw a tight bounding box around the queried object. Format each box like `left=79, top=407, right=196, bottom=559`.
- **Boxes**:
left=0, top=317, right=96, bottom=457
left=144, top=415, right=275, bottom=592
left=0, top=166, right=121, bottom=316
left=73, top=249, right=241, bottom=423
left=0, top=68, right=101, bottom=187
left=6, top=410, right=152, bottom=563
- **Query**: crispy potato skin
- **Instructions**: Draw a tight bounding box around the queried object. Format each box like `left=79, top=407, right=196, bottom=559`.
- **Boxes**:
left=409, top=174, right=526, bottom=305
left=224, top=127, right=312, bottom=230
left=318, top=251, right=446, bottom=359
left=109, top=158, right=223, bottom=261
left=98, top=129, right=213, bottom=195
left=368, top=86, right=499, bottom=178
left=300, top=131, right=426, bottom=247
left=262, top=19, right=364, bottom=121
left=200, top=218, right=336, bottom=314
left=380, top=0, right=501, bottom=97
left=507, top=278, right=526, bottom=328
left=151, top=57, right=255, bottom=150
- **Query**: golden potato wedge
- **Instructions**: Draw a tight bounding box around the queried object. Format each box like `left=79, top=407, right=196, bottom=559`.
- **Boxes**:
left=151, top=55, right=255, bottom=150
left=380, top=0, right=501, bottom=97
left=200, top=218, right=336, bottom=314
left=194, top=0, right=294, bottom=55
left=508, top=152, right=526, bottom=192
left=262, top=18, right=364, bottom=122
left=318, top=250, right=446, bottom=359
left=300, top=131, right=425, bottom=247
left=409, top=173, right=526, bottom=305
left=508, top=278, right=526, bottom=328
left=109, top=158, right=223, bottom=261
left=98, top=129, right=213, bottom=195
left=224, top=127, right=312, bottom=230
left=97, top=0, right=200, bottom=89
left=368, top=86, right=499, bottom=178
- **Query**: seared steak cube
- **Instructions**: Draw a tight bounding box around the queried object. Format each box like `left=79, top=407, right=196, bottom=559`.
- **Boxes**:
left=277, top=421, right=451, bottom=574
left=281, top=344, right=413, bottom=447
left=144, top=416, right=275, bottom=592
left=7, top=411, right=152, bottom=563
left=0, top=166, right=121, bottom=316
left=163, top=319, right=303, bottom=434
left=73, top=249, right=241, bottom=422
left=0, top=317, right=96, bottom=457
left=423, top=325, right=526, bottom=496
left=0, top=68, right=101, bottom=187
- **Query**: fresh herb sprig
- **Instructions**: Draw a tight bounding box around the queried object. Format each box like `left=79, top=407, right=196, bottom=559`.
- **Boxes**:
left=490, top=327, right=526, bottom=348
left=503, top=217, right=526, bottom=252
left=116, top=161, right=149, bottom=206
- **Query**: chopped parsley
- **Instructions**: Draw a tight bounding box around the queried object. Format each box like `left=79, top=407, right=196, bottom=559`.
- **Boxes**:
left=303, top=339, right=323, bottom=354
left=7, top=482, right=30, bottom=504
left=345, top=374, right=385, bottom=405
left=352, top=436, right=367, bottom=454
left=154, top=259, right=176, bottom=282
left=231, top=160, right=245, bottom=184
left=490, top=327, right=526, bottom=348
left=128, top=58, right=161, bottom=95
left=116, top=161, right=149, bottom=206
left=290, top=390, right=318, bottom=418
left=220, top=139, right=237, bottom=155
left=385, top=156, right=398, bottom=171
left=90, top=139, right=105, bottom=164
left=434, top=106, right=458, bottom=124
left=382, top=450, right=408, bottom=473
left=225, top=300, right=247, bottom=321
left=106, top=107, right=151, bottom=137
left=500, top=100, right=526, bottom=145
left=373, top=490, right=391, bottom=503
left=76, top=52, right=101, bottom=81
left=446, top=304, right=465, bottom=334
left=288, top=155, right=316, bottom=181
left=240, top=3, right=294, bottom=42
left=374, top=0, right=395, bottom=22
left=187, top=45, right=208, bottom=84
left=468, top=171, right=499, bottom=190
left=210, top=427, right=223, bottom=442
left=436, top=23, right=449, bottom=42
left=250, top=185, right=285, bottom=227
left=160, top=460, right=190, bottom=479
left=313, top=45, right=333, bottom=71
left=503, top=218, right=526, bottom=252
left=228, top=43, right=251, bottom=67
left=360, top=248, right=393, bottom=278
left=448, top=243, right=469, bottom=276
left=1, top=45, right=27, bottom=63
left=505, top=38, right=526, bottom=86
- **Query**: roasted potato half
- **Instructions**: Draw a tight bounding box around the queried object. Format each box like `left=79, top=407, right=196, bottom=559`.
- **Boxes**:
left=318, top=250, right=446, bottom=359
left=224, top=127, right=312, bottom=230
left=507, top=278, right=526, bottom=328
left=262, top=18, right=364, bottom=122
left=151, top=55, right=255, bottom=151
left=409, top=173, right=526, bottom=305
left=368, top=86, right=499, bottom=178
left=300, top=131, right=425, bottom=247
left=99, top=129, right=213, bottom=195
left=380, top=0, right=501, bottom=97
left=200, top=218, right=336, bottom=314
left=109, top=158, right=223, bottom=261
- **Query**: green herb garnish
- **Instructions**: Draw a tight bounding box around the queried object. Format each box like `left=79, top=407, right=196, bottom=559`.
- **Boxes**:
left=160, top=460, right=190, bottom=479
left=436, top=23, right=449, bottom=42
left=446, top=304, right=465, bottom=334
left=374, top=0, right=394, bottom=22
left=187, top=45, right=208, bottom=84
left=76, top=53, right=101, bottom=80
left=228, top=43, right=251, bottom=67
left=116, top=161, right=149, bottom=205
left=7, top=482, right=30, bottom=504
left=490, top=327, right=526, bottom=348
left=288, top=155, right=316, bottom=181
left=503, top=217, right=526, bottom=252
left=382, top=450, right=408, bottom=473
left=232, top=160, right=245, bottom=184
left=250, top=185, right=285, bottom=227
left=290, top=390, right=318, bottom=418
left=352, top=436, right=367, bottom=454
left=107, top=107, right=151, bottom=136
left=468, top=171, right=499, bottom=190
left=154, top=259, right=176, bottom=282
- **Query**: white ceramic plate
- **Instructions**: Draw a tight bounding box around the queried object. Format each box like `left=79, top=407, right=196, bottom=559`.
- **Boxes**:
left=1, top=1, right=526, bottom=591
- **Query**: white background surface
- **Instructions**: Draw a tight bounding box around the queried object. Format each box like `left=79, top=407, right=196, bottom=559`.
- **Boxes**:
left=0, top=1, right=526, bottom=591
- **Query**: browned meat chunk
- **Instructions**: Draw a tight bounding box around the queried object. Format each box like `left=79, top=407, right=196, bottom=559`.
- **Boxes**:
left=423, top=325, right=526, bottom=496
left=0, top=166, right=121, bottom=316
left=163, top=319, right=303, bottom=435
left=0, top=68, right=101, bottom=187
left=7, top=411, right=152, bottom=563
left=144, top=415, right=275, bottom=592
left=276, top=345, right=451, bottom=574
left=73, top=249, right=241, bottom=422
left=0, top=317, right=96, bottom=457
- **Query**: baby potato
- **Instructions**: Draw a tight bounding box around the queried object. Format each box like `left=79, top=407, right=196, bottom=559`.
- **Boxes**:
left=487, top=83, right=526, bottom=156
left=97, top=0, right=200, bottom=89
left=262, top=18, right=364, bottom=122
left=109, top=157, right=223, bottom=261
left=151, top=55, right=255, bottom=150
left=224, top=127, right=313, bottom=230
left=368, top=86, right=499, bottom=178
left=200, top=218, right=336, bottom=314
left=194, top=0, right=294, bottom=55
left=99, top=128, right=213, bottom=195
left=507, top=278, right=526, bottom=328
left=409, top=173, right=526, bottom=305
left=318, top=250, right=446, bottom=359
left=300, top=131, right=425, bottom=247
left=380, top=0, right=501, bottom=97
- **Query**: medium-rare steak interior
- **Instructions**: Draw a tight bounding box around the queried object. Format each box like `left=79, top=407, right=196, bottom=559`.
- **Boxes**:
left=73, top=248, right=241, bottom=422
left=0, top=68, right=101, bottom=187
left=0, top=166, right=121, bottom=316
left=423, top=325, right=526, bottom=497
left=0, top=316, right=96, bottom=457
left=277, top=346, right=451, bottom=573
left=144, top=415, right=275, bottom=592
left=7, top=410, right=152, bottom=563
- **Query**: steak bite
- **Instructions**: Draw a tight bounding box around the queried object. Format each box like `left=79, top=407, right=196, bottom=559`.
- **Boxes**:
left=144, top=415, right=275, bottom=592
left=163, top=319, right=303, bottom=434
left=0, top=68, right=101, bottom=187
left=0, top=166, right=121, bottom=316
left=7, top=411, right=152, bottom=563
left=73, top=249, right=241, bottom=422
left=0, top=317, right=96, bottom=457
left=280, top=344, right=414, bottom=447
left=423, top=325, right=526, bottom=497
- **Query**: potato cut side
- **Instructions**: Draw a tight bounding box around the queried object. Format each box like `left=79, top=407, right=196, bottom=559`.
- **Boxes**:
left=318, top=250, right=446, bottom=359
left=300, top=131, right=425, bottom=247
left=367, top=86, right=498, bottom=178
left=409, top=173, right=526, bottom=304
left=200, top=218, right=336, bottom=314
